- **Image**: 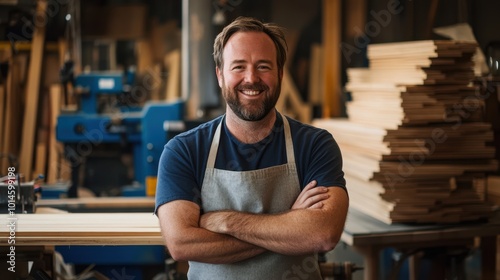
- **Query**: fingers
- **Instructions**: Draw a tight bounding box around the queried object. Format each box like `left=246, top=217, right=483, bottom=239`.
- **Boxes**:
left=308, top=201, right=324, bottom=209
left=304, top=191, right=329, bottom=207
left=292, top=180, right=330, bottom=210
left=302, top=180, right=318, bottom=192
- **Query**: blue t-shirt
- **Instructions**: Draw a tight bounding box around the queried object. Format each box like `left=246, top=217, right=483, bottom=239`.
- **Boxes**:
left=155, top=112, right=346, bottom=213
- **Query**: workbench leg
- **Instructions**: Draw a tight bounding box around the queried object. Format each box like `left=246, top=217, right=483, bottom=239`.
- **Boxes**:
left=408, top=254, right=420, bottom=280
left=481, top=235, right=497, bottom=280
left=357, top=246, right=380, bottom=280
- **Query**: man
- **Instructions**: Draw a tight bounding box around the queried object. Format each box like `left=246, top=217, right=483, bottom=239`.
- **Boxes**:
left=155, top=16, right=348, bottom=279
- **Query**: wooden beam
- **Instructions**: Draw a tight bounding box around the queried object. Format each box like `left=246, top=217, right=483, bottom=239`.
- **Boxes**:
left=322, top=0, right=342, bottom=118
left=164, top=49, right=181, bottom=102
left=345, top=0, right=366, bottom=39
left=0, top=46, right=11, bottom=172
left=19, top=0, right=47, bottom=181
left=426, top=0, right=440, bottom=38
left=1, top=52, right=25, bottom=172
left=47, top=84, right=61, bottom=184
left=276, top=68, right=312, bottom=123
left=308, top=44, right=323, bottom=105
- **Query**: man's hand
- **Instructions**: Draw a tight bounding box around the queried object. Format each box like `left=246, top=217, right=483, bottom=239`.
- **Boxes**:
left=291, top=180, right=330, bottom=209
left=200, top=210, right=228, bottom=233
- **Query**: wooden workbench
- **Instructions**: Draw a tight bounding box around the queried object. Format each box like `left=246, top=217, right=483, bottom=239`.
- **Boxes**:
left=1, top=197, right=158, bottom=246
left=2, top=205, right=500, bottom=279
left=0, top=212, right=163, bottom=246
left=342, top=207, right=500, bottom=280
left=0, top=211, right=163, bottom=279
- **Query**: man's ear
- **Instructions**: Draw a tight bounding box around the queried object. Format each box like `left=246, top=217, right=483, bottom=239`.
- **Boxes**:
left=216, top=67, right=223, bottom=88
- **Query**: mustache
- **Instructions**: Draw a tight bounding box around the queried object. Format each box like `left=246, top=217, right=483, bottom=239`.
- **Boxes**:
left=235, top=83, right=269, bottom=91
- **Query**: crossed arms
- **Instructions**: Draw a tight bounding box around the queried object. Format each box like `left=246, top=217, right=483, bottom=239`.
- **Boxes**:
left=156, top=180, right=349, bottom=264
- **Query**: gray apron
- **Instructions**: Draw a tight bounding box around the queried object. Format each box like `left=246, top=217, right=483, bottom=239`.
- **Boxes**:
left=188, top=113, right=322, bottom=280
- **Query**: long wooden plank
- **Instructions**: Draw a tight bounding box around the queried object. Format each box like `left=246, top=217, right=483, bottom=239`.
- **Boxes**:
left=0, top=212, right=163, bottom=246
left=1, top=53, right=25, bottom=172
left=308, top=43, right=323, bottom=105
left=33, top=143, right=46, bottom=179
left=278, top=68, right=311, bottom=123
left=19, top=0, right=47, bottom=180
left=322, top=0, right=341, bottom=117
left=164, top=49, right=181, bottom=102
left=46, top=85, right=61, bottom=183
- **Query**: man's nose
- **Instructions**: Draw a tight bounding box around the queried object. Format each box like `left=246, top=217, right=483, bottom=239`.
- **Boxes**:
left=244, top=68, right=260, bottom=83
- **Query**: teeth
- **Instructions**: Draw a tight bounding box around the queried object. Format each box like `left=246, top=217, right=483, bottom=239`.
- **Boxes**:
left=242, top=90, right=259, bottom=96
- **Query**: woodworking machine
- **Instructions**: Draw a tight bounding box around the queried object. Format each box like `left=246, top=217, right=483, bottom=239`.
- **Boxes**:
left=56, top=71, right=184, bottom=197
left=0, top=177, right=42, bottom=214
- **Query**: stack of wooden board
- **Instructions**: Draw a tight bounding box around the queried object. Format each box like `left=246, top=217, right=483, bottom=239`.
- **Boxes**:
left=345, top=41, right=483, bottom=130
left=313, top=40, right=499, bottom=224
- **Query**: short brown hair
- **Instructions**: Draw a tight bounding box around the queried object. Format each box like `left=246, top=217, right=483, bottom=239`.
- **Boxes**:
left=213, top=16, right=288, bottom=71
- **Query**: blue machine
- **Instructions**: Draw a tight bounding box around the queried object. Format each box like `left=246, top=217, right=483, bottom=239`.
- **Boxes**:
left=56, top=71, right=184, bottom=197
left=54, top=72, right=185, bottom=279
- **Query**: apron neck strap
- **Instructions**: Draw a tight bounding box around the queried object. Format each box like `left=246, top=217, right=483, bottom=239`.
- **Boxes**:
left=206, top=112, right=295, bottom=168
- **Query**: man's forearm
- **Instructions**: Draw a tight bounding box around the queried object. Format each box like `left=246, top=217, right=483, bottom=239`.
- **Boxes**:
left=202, top=209, right=336, bottom=255
left=172, top=227, right=266, bottom=264
left=201, top=187, right=348, bottom=256
left=157, top=200, right=266, bottom=264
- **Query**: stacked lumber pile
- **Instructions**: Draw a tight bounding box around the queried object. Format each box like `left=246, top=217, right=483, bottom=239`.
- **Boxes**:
left=313, top=40, right=499, bottom=224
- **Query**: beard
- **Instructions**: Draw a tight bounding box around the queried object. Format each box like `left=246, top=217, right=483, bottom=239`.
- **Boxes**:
left=221, top=78, right=281, bottom=121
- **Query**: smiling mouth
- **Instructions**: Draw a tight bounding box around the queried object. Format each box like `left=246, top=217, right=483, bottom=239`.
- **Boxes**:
left=241, top=90, right=261, bottom=96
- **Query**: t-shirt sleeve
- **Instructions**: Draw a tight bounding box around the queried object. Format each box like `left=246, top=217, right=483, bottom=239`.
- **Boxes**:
left=154, top=138, right=201, bottom=214
left=303, top=130, right=346, bottom=191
